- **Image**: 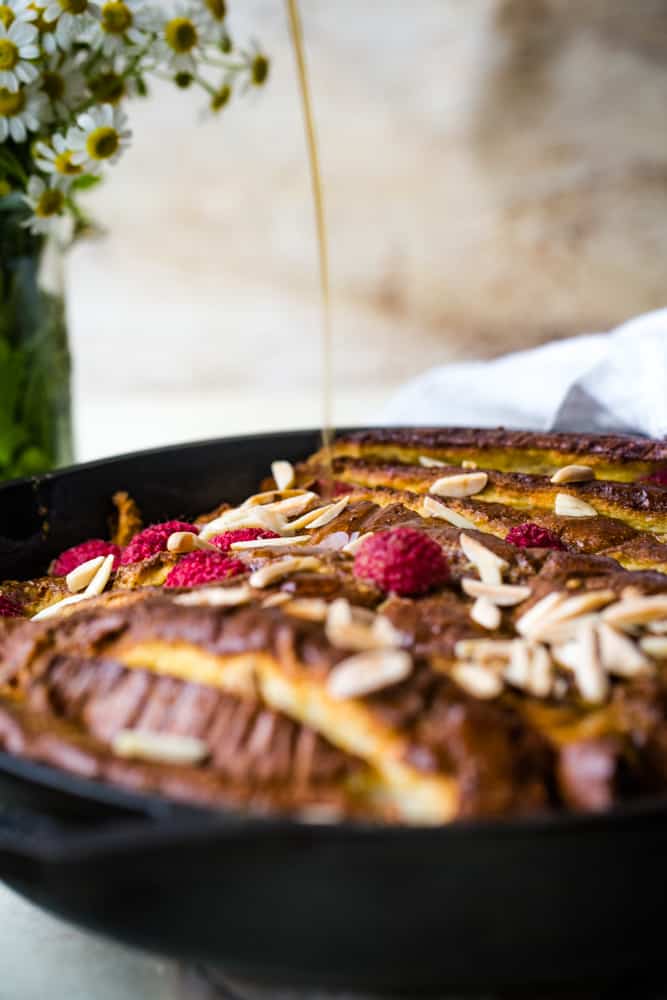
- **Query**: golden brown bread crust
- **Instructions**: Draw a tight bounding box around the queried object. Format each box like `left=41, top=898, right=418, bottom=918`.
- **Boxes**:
left=3, top=426, right=667, bottom=822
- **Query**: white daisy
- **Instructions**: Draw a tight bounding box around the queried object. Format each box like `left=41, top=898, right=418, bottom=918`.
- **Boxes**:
left=67, top=103, right=131, bottom=166
left=0, top=1, right=37, bottom=30
left=87, top=0, right=153, bottom=58
left=34, top=130, right=91, bottom=181
left=42, top=0, right=100, bottom=53
left=0, top=82, right=46, bottom=140
left=22, top=173, right=65, bottom=233
left=0, top=15, right=38, bottom=92
left=155, top=1, right=206, bottom=74
left=39, top=52, right=85, bottom=116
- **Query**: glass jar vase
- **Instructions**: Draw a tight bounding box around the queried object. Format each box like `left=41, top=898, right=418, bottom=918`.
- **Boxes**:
left=0, top=196, right=73, bottom=482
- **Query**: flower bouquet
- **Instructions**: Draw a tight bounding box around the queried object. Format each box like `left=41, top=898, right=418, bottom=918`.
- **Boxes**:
left=0, top=0, right=268, bottom=480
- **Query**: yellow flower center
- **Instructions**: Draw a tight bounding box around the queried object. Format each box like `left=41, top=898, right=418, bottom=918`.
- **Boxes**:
left=35, top=188, right=64, bottom=218
left=41, top=70, right=64, bottom=100
left=101, top=1, right=132, bottom=34
left=210, top=84, right=230, bottom=112
left=91, top=71, right=125, bottom=104
left=0, top=38, right=18, bottom=70
left=0, top=87, right=24, bottom=116
left=0, top=5, right=14, bottom=28
left=58, top=0, right=88, bottom=13
left=86, top=125, right=119, bottom=160
left=164, top=17, right=197, bottom=53
left=204, top=0, right=225, bottom=20
left=29, top=4, right=56, bottom=31
left=54, top=150, right=81, bottom=175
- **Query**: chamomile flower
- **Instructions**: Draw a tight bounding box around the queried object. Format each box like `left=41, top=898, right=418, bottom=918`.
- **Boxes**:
left=0, top=14, right=38, bottom=92
left=41, top=0, right=100, bottom=53
left=22, top=173, right=65, bottom=232
left=67, top=102, right=130, bottom=166
left=0, top=1, right=37, bottom=30
left=34, top=129, right=90, bottom=180
left=0, top=81, right=45, bottom=140
left=39, top=52, right=85, bottom=115
left=156, top=1, right=205, bottom=73
left=87, top=1, right=152, bottom=57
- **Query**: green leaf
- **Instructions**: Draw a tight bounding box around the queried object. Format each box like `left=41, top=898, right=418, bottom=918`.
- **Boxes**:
left=70, top=174, right=103, bottom=191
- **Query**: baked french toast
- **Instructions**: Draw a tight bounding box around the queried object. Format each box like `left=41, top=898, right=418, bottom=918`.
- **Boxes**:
left=2, top=427, right=667, bottom=824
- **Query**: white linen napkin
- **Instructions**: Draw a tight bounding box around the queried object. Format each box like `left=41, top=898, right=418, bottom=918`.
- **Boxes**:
left=381, top=308, right=667, bottom=438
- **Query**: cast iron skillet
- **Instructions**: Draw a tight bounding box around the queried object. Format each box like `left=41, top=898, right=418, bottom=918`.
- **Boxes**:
left=1, top=429, right=667, bottom=997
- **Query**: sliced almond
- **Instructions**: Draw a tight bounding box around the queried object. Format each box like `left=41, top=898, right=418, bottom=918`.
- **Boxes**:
left=31, top=593, right=89, bottom=621
left=597, top=622, right=650, bottom=677
left=418, top=455, right=446, bottom=468
left=527, top=643, right=553, bottom=698
left=257, top=493, right=318, bottom=518
left=575, top=622, right=609, bottom=703
left=451, top=662, right=502, bottom=699
left=242, top=488, right=311, bottom=508
left=271, top=460, right=295, bottom=492
left=317, top=531, right=350, bottom=552
left=504, top=639, right=531, bottom=690
left=640, top=636, right=667, bottom=659
left=429, top=472, right=488, bottom=499
left=461, top=579, right=531, bottom=606
left=199, top=505, right=288, bottom=541
left=111, top=729, right=208, bottom=765
left=289, top=496, right=350, bottom=532
left=82, top=553, right=114, bottom=597
left=284, top=598, right=329, bottom=622
left=325, top=598, right=401, bottom=651
left=454, top=638, right=515, bottom=662
left=470, top=596, right=501, bottom=630
left=549, top=464, right=595, bottom=485
left=327, top=649, right=412, bottom=700
left=422, top=496, right=476, bottom=530
left=342, top=531, right=374, bottom=555
left=173, top=584, right=254, bottom=607
left=66, top=555, right=105, bottom=594
left=459, top=533, right=508, bottom=586
left=554, top=493, right=598, bottom=518
left=231, top=535, right=311, bottom=550
left=515, top=591, right=567, bottom=638
left=262, top=592, right=291, bottom=607
left=602, top=594, right=667, bottom=630
left=167, top=531, right=219, bottom=554
left=521, top=589, right=615, bottom=641
left=249, top=556, right=321, bottom=589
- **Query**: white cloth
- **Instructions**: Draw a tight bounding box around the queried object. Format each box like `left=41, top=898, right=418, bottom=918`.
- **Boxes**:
left=381, top=308, right=667, bottom=438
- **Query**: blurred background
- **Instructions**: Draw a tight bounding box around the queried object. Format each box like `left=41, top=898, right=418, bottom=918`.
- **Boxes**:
left=69, top=0, right=667, bottom=461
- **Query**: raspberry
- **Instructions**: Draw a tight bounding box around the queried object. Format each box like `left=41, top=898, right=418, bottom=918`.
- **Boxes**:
left=120, top=521, right=198, bottom=565
left=0, top=594, right=23, bottom=618
left=312, top=479, right=355, bottom=497
left=353, top=527, right=449, bottom=596
left=641, top=469, right=667, bottom=488
left=210, top=528, right=280, bottom=551
left=51, top=539, right=121, bottom=577
left=163, top=551, right=246, bottom=589
left=506, top=523, right=565, bottom=550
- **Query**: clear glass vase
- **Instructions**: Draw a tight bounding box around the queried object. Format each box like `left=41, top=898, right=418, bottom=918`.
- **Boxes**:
left=0, top=196, right=73, bottom=482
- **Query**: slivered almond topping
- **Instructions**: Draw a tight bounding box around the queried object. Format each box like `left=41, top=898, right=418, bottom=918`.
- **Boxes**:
left=648, top=620, right=667, bottom=635
left=640, top=636, right=667, bottom=659
left=526, top=643, right=553, bottom=698
left=470, top=596, right=501, bottom=630
left=284, top=598, right=329, bottom=622
left=460, top=533, right=508, bottom=586
left=327, top=649, right=412, bottom=700
left=288, top=496, right=349, bottom=532
left=532, top=614, right=601, bottom=646
left=522, top=590, right=615, bottom=641
left=461, top=579, right=531, bottom=606
left=575, top=622, right=609, bottom=703
left=231, top=535, right=311, bottom=550
left=271, top=460, right=295, bottom=492
left=249, top=556, right=321, bottom=589
left=421, top=496, right=476, bottom=529
left=32, top=593, right=89, bottom=621
left=454, top=638, right=515, bottom=662
left=173, top=584, right=254, bottom=607
left=242, top=488, right=311, bottom=508
left=504, top=639, right=531, bottom=690
left=255, top=493, right=317, bottom=519
left=262, top=592, right=291, bottom=607
left=325, top=598, right=401, bottom=651
left=554, top=493, right=598, bottom=518
left=317, top=531, right=350, bottom=552
left=167, top=531, right=219, bottom=554
left=549, top=464, right=595, bottom=484
left=596, top=622, right=650, bottom=677
left=199, top=505, right=288, bottom=540
left=461, top=460, right=478, bottom=470
left=112, top=729, right=209, bottom=765
left=451, top=662, right=502, bottom=699
left=342, top=531, right=374, bottom=555
left=602, top=594, right=667, bottom=629
left=515, top=591, right=567, bottom=638
left=429, top=471, right=488, bottom=499
left=66, top=555, right=105, bottom=593
left=419, top=455, right=446, bottom=468
left=85, top=553, right=115, bottom=596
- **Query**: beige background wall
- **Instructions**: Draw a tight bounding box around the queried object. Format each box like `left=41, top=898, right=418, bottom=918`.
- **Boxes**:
left=69, top=0, right=667, bottom=460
